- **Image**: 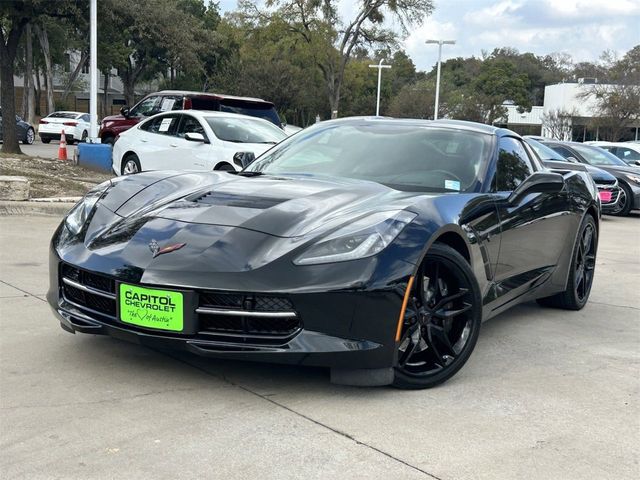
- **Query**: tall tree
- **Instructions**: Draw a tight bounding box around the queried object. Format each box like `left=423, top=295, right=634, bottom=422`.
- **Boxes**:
left=242, top=0, right=434, bottom=117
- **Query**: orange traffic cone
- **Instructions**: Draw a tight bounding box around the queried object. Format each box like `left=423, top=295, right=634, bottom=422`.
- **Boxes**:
left=58, top=129, right=68, bottom=161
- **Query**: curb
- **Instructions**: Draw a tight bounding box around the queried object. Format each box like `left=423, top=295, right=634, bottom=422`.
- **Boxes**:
left=0, top=200, right=75, bottom=217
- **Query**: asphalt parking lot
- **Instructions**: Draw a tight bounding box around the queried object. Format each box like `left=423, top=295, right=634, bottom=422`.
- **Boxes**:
left=0, top=212, right=638, bottom=480
left=17, top=139, right=79, bottom=160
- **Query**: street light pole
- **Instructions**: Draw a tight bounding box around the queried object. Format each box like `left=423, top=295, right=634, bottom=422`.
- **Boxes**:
left=368, top=59, right=392, bottom=116
left=89, top=0, right=98, bottom=141
left=425, top=39, right=455, bottom=120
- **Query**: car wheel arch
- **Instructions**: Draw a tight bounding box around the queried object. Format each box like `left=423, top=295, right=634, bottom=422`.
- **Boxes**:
left=412, top=225, right=473, bottom=275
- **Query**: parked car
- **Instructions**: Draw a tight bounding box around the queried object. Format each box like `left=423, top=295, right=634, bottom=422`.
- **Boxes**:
left=524, top=137, right=622, bottom=214
left=0, top=109, right=35, bottom=145
left=99, top=91, right=282, bottom=145
left=112, top=110, right=287, bottom=175
left=539, top=140, right=640, bottom=216
left=38, top=111, right=92, bottom=144
left=585, top=141, right=640, bottom=167
left=49, top=118, right=600, bottom=389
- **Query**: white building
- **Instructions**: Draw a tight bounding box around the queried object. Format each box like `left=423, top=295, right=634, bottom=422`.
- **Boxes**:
left=542, top=81, right=640, bottom=141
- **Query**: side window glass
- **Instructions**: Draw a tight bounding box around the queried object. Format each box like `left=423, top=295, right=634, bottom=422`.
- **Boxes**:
left=130, top=96, right=160, bottom=117
left=139, top=114, right=179, bottom=135
left=176, top=115, right=206, bottom=139
left=618, top=147, right=640, bottom=161
left=494, top=137, right=533, bottom=191
left=159, top=96, right=183, bottom=112
left=81, top=114, right=90, bottom=122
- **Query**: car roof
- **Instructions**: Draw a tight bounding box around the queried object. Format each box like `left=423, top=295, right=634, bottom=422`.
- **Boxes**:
left=151, top=109, right=278, bottom=124
left=154, top=90, right=272, bottom=105
left=315, top=116, right=512, bottom=136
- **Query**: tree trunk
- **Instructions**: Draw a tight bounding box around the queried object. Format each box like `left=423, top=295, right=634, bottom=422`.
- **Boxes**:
left=60, top=50, right=88, bottom=104
left=23, top=23, right=36, bottom=124
left=34, top=64, right=42, bottom=116
left=35, top=24, right=55, bottom=115
left=0, top=21, right=27, bottom=154
left=102, top=71, right=109, bottom=118
left=123, top=75, right=135, bottom=108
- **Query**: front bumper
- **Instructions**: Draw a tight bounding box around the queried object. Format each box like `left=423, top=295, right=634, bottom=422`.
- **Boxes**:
left=39, top=132, right=76, bottom=142
left=47, top=247, right=406, bottom=375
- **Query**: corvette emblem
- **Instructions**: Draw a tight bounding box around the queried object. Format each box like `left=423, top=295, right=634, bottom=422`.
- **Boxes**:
left=149, top=240, right=186, bottom=258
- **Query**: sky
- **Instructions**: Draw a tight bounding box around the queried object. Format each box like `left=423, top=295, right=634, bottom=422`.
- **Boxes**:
left=216, top=0, right=640, bottom=72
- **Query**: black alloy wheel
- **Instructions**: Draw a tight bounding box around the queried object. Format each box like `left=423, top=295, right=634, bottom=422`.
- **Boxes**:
left=537, top=214, right=597, bottom=310
left=393, top=243, right=482, bottom=389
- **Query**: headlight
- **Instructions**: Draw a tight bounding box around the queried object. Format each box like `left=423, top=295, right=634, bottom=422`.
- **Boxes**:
left=64, top=180, right=112, bottom=235
left=624, top=173, right=640, bottom=184
left=294, top=210, right=416, bottom=265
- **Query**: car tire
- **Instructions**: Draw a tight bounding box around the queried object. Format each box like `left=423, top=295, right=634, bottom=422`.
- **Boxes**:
left=24, top=128, right=35, bottom=145
left=81, top=130, right=88, bottom=142
left=214, top=163, right=235, bottom=172
left=41, top=138, right=51, bottom=144
left=102, top=136, right=115, bottom=146
left=611, top=183, right=633, bottom=217
left=121, top=154, right=141, bottom=175
left=393, top=243, right=482, bottom=389
left=536, top=214, right=597, bottom=310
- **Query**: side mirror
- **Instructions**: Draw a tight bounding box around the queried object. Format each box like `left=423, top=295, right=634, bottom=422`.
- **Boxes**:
left=630, top=160, right=640, bottom=167
left=508, top=172, right=564, bottom=205
left=185, top=132, right=205, bottom=143
left=120, top=107, right=130, bottom=118
left=233, top=151, right=256, bottom=169
left=566, top=156, right=579, bottom=163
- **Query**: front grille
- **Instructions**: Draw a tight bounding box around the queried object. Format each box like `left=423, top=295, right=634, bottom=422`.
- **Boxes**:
left=597, top=185, right=620, bottom=204
left=60, top=264, right=116, bottom=318
left=59, top=263, right=302, bottom=346
left=197, top=291, right=301, bottom=340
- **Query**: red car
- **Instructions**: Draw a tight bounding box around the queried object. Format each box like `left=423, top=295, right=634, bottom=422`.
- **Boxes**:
left=99, top=91, right=281, bottom=145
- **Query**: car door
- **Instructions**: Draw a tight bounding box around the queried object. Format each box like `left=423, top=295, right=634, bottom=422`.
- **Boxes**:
left=172, top=114, right=214, bottom=170
left=135, top=113, right=181, bottom=171
left=491, top=136, right=573, bottom=306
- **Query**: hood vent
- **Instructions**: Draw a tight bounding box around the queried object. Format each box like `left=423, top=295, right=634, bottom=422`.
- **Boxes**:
left=192, top=191, right=288, bottom=209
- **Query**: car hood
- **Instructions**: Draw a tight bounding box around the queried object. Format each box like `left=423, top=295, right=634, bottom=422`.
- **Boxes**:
left=596, top=164, right=640, bottom=176
left=98, top=172, right=425, bottom=240
left=102, top=114, right=124, bottom=122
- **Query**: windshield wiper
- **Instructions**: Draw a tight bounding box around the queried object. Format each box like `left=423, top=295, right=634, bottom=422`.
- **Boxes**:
left=236, top=171, right=264, bottom=177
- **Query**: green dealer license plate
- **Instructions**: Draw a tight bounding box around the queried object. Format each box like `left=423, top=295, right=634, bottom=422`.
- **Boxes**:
left=119, top=284, right=183, bottom=332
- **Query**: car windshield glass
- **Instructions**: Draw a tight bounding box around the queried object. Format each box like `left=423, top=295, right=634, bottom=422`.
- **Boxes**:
left=525, top=138, right=566, bottom=161
left=205, top=116, right=287, bottom=144
left=248, top=123, right=494, bottom=193
left=47, top=112, right=79, bottom=119
left=219, top=100, right=281, bottom=126
left=571, top=144, right=627, bottom=166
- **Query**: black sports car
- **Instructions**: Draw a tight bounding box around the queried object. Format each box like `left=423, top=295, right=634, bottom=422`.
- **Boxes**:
left=48, top=118, right=600, bottom=388
left=539, top=140, right=640, bottom=216
left=523, top=137, right=622, bottom=214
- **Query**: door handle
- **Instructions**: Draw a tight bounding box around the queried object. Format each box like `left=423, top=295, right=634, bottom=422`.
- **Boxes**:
left=170, top=143, right=177, bottom=147
left=140, top=139, right=148, bottom=143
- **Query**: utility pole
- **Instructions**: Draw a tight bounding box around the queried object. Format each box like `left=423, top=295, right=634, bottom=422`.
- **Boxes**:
left=368, top=59, right=392, bottom=116
left=425, top=39, right=455, bottom=120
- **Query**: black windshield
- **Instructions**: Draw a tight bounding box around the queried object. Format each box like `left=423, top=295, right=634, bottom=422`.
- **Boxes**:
left=248, top=122, right=494, bottom=193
